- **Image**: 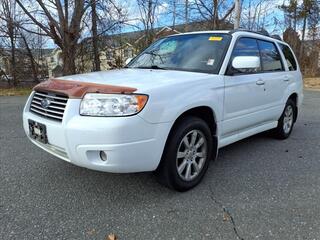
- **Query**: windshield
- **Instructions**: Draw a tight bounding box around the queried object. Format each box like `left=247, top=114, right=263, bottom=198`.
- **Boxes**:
left=127, top=33, right=231, bottom=74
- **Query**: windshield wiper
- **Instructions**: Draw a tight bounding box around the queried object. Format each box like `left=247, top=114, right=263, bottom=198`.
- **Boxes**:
left=135, top=65, right=167, bottom=70
left=150, top=65, right=167, bottom=70
left=144, top=51, right=164, bottom=64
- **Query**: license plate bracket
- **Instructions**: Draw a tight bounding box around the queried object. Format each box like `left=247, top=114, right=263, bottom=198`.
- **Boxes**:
left=28, top=120, right=48, bottom=144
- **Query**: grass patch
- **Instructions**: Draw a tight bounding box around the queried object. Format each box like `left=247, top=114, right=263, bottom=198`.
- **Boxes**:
left=0, top=87, right=33, bottom=96
left=304, top=78, right=320, bottom=90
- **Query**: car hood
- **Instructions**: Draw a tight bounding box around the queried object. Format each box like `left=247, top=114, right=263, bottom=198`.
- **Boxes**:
left=57, top=68, right=213, bottom=93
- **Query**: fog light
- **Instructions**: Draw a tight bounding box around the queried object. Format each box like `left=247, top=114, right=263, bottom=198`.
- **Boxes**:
left=99, top=151, right=107, bottom=161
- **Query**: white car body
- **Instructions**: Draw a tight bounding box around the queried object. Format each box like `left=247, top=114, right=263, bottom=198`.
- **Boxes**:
left=22, top=30, right=303, bottom=173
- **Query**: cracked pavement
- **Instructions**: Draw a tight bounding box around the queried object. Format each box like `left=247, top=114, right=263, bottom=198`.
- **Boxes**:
left=1, top=90, right=320, bottom=239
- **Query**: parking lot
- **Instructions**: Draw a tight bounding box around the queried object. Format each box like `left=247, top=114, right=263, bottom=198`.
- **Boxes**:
left=1, top=90, right=320, bottom=239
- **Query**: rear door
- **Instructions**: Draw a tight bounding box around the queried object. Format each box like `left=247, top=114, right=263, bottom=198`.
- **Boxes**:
left=222, top=37, right=268, bottom=137
left=278, top=43, right=301, bottom=101
left=256, top=39, right=288, bottom=121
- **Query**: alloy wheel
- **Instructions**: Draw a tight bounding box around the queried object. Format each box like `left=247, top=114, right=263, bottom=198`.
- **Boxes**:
left=283, top=105, right=294, bottom=134
left=176, top=130, right=208, bottom=181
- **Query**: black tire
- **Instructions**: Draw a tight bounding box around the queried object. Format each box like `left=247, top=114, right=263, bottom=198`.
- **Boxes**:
left=273, top=99, right=296, bottom=139
left=155, top=116, right=215, bottom=191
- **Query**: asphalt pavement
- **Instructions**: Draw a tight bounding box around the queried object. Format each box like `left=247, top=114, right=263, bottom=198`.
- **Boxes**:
left=1, top=90, right=320, bottom=240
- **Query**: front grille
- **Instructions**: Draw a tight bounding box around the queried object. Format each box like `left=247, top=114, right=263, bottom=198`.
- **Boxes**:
left=30, top=91, right=68, bottom=121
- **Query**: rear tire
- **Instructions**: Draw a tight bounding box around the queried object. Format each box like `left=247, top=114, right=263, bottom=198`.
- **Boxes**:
left=273, top=99, right=296, bottom=139
left=155, top=116, right=215, bottom=191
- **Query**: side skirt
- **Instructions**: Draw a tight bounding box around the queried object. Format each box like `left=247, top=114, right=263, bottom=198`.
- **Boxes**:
left=218, top=121, right=278, bottom=149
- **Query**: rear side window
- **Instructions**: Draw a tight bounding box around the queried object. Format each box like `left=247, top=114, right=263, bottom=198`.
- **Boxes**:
left=279, top=44, right=297, bottom=71
left=257, top=40, right=284, bottom=72
left=228, top=37, right=261, bottom=75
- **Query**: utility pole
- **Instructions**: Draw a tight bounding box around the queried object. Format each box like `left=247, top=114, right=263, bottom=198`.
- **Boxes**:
left=185, top=0, right=189, bottom=31
left=234, top=0, right=241, bottom=29
left=172, top=0, right=176, bottom=29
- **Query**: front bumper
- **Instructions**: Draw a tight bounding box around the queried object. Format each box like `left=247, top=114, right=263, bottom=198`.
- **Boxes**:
left=23, top=92, right=172, bottom=173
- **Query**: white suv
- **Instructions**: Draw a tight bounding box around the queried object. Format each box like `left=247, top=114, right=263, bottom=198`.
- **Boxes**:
left=23, top=30, right=303, bottom=191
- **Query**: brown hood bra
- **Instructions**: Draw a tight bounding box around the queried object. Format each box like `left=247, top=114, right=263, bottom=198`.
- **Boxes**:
left=33, top=79, right=137, bottom=99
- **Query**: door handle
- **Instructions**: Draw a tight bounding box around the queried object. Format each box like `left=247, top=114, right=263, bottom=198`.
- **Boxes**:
left=283, top=75, right=290, bottom=82
left=256, top=79, right=265, bottom=85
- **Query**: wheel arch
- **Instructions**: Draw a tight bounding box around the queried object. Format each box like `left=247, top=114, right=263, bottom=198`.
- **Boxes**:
left=170, top=106, right=218, bottom=137
left=157, top=106, right=218, bottom=171
left=288, top=92, right=298, bottom=122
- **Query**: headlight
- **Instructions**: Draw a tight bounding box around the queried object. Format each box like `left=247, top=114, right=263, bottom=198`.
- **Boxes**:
left=80, top=93, right=148, bottom=116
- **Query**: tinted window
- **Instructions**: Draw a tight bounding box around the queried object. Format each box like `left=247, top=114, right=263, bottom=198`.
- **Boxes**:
left=228, top=38, right=261, bottom=75
left=279, top=44, right=297, bottom=71
left=257, top=40, right=284, bottom=72
left=128, top=33, right=231, bottom=74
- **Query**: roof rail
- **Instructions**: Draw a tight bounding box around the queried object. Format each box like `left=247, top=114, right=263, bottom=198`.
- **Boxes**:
left=229, top=29, right=270, bottom=37
left=271, top=34, right=282, bottom=41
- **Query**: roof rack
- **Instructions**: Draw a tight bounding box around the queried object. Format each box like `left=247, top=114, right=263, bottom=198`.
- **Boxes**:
left=229, top=29, right=283, bottom=41
left=270, top=34, right=282, bottom=41
left=229, top=29, right=270, bottom=37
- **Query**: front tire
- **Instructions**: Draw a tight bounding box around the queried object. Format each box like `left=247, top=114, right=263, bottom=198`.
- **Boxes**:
left=155, top=117, right=214, bottom=191
left=273, top=99, right=296, bottom=139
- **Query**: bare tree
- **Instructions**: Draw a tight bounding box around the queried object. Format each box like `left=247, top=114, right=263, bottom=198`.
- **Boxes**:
left=299, top=0, right=317, bottom=56
left=241, top=0, right=276, bottom=31
left=280, top=0, right=299, bottom=31
left=137, top=0, right=160, bottom=46
left=283, top=27, right=301, bottom=57
left=91, top=0, right=100, bottom=71
left=185, top=0, right=189, bottom=31
left=166, top=0, right=188, bottom=30
left=0, top=0, right=18, bottom=86
left=193, top=0, right=235, bottom=29
left=171, top=0, right=177, bottom=29
left=91, top=0, right=128, bottom=71
left=77, top=0, right=128, bottom=72
left=18, top=31, right=42, bottom=83
left=307, top=0, right=319, bottom=41
left=234, top=0, right=241, bottom=29
left=16, top=0, right=89, bottom=75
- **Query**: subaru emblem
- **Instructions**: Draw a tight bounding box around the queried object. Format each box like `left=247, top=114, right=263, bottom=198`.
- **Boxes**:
left=41, top=98, right=51, bottom=109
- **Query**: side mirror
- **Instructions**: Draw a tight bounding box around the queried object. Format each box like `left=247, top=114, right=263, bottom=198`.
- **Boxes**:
left=125, top=58, right=133, bottom=65
left=232, top=56, right=260, bottom=69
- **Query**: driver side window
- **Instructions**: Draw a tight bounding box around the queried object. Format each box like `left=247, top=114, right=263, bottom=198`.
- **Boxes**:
left=227, top=38, right=261, bottom=75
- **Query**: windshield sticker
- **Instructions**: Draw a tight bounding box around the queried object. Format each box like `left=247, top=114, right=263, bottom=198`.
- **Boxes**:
left=207, top=59, right=215, bottom=65
left=208, top=36, right=223, bottom=41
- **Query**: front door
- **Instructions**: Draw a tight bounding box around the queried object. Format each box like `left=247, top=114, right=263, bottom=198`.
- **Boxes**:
left=222, top=37, right=268, bottom=137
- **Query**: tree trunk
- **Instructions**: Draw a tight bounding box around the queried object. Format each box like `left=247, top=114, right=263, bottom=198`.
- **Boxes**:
left=7, top=17, right=17, bottom=86
left=234, top=0, right=241, bottom=29
left=9, top=37, right=17, bottom=86
left=300, top=15, right=307, bottom=58
left=147, top=0, right=153, bottom=44
left=213, top=0, right=218, bottom=29
left=15, top=0, right=86, bottom=77
left=91, top=0, right=100, bottom=71
left=293, top=2, right=297, bottom=31
left=248, top=0, right=251, bottom=30
left=21, top=34, right=39, bottom=83
left=62, top=44, right=77, bottom=75
left=172, top=0, right=176, bottom=29
left=185, top=0, right=189, bottom=31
